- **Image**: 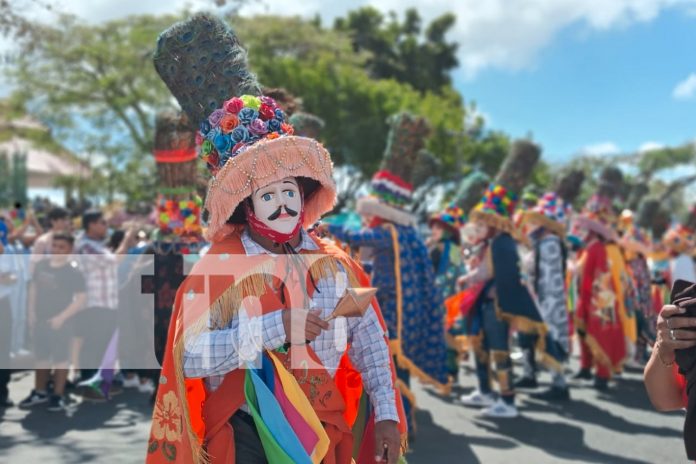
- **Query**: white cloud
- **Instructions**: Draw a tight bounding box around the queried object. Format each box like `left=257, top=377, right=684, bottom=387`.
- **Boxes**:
left=579, top=141, right=621, bottom=156
left=39, top=0, right=696, bottom=79
left=673, top=73, right=696, bottom=100
left=638, top=141, right=665, bottom=152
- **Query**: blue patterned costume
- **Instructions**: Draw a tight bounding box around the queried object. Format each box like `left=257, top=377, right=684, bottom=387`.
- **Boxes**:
left=328, top=223, right=449, bottom=386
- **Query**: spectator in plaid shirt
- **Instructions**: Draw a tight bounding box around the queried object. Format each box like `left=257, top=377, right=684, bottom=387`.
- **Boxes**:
left=74, top=210, right=135, bottom=391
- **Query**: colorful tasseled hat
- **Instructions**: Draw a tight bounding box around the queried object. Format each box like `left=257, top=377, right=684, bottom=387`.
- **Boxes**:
left=470, top=139, right=541, bottom=237
left=154, top=14, right=336, bottom=242
left=428, top=203, right=466, bottom=244
left=522, top=192, right=570, bottom=237
left=356, top=112, right=438, bottom=226
left=370, top=170, right=413, bottom=208
left=472, top=184, right=519, bottom=232
left=358, top=169, right=416, bottom=226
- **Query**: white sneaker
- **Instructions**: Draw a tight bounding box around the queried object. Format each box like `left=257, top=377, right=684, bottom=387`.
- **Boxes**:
left=138, top=379, right=156, bottom=395
left=460, top=390, right=496, bottom=407
left=122, top=375, right=141, bottom=388
left=481, top=399, right=519, bottom=418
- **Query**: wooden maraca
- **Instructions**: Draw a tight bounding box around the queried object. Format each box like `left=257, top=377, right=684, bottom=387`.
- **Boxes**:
left=324, top=287, right=378, bottom=322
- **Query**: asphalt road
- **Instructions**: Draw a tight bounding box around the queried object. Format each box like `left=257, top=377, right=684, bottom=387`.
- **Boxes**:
left=0, top=354, right=688, bottom=464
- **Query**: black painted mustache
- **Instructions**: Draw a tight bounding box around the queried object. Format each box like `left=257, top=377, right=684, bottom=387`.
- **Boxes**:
left=267, top=205, right=299, bottom=221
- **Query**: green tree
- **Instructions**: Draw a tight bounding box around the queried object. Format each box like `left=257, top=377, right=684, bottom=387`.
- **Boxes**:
left=334, top=7, right=459, bottom=93
left=233, top=14, right=469, bottom=176
left=7, top=12, right=185, bottom=207
left=5, top=10, right=507, bottom=200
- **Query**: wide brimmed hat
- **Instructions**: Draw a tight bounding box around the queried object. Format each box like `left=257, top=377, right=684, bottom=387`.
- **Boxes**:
left=154, top=14, right=337, bottom=242
left=428, top=203, right=466, bottom=243
left=203, top=133, right=336, bottom=241
left=522, top=192, right=569, bottom=237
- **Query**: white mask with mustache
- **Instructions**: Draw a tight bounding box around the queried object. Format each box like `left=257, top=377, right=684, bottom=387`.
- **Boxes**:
left=251, top=177, right=303, bottom=235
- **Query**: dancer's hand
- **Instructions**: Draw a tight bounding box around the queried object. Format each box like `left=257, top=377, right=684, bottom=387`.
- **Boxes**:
left=48, top=314, right=66, bottom=330
left=456, top=275, right=468, bottom=290
left=374, top=420, right=401, bottom=463
left=656, top=304, right=696, bottom=363
left=282, top=309, right=329, bottom=345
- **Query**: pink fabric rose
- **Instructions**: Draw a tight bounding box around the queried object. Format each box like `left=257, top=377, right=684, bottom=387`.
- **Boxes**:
left=223, top=97, right=244, bottom=114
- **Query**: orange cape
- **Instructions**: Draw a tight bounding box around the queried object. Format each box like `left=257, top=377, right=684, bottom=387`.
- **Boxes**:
left=146, top=231, right=407, bottom=464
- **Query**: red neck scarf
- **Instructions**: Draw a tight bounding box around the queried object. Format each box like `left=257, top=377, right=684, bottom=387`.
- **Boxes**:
left=244, top=201, right=305, bottom=245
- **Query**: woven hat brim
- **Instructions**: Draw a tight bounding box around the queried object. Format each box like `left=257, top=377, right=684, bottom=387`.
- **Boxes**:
left=522, top=211, right=566, bottom=237
left=574, top=215, right=618, bottom=242
left=469, top=209, right=530, bottom=246
left=203, top=136, right=336, bottom=242
left=356, top=197, right=416, bottom=227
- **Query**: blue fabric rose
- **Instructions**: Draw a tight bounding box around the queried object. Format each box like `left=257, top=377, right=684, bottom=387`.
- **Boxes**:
left=231, top=125, right=250, bottom=144
left=205, top=127, right=221, bottom=142
left=274, top=108, right=285, bottom=121
left=213, top=131, right=232, bottom=153
left=267, top=118, right=281, bottom=132
left=238, top=107, right=259, bottom=125
left=199, top=120, right=212, bottom=135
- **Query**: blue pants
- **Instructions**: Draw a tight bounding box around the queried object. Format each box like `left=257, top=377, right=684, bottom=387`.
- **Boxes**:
left=475, top=300, right=514, bottom=404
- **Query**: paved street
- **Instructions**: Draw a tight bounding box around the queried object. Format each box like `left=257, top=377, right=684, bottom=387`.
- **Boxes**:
left=0, top=355, right=688, bottom=464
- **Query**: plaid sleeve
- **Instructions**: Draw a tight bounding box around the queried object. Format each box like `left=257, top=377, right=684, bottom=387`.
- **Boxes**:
left=347, top=304, right=399, bottom=423
left=183, top=308, right=286, bottom=378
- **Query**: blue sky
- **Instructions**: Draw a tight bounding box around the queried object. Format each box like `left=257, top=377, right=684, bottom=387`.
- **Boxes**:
left=5, top=0, right=696, bottom=165
left=457, top=7, right=696, bottom=162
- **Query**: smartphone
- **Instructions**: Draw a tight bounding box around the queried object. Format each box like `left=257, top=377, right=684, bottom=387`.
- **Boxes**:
left=671, top=279, right=696, bottom=373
